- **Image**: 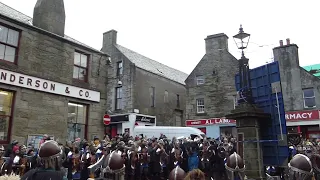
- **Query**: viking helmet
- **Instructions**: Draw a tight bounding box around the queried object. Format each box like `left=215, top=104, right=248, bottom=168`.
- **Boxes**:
left=168, top=166, right=186, bottom=180
left=38, top=140, right=63, bottom=170
left=288, top=154, right=313, bottom=180
left=225, top=152, right=246, bottom=180
left=101, top=151, right=125, bottom=177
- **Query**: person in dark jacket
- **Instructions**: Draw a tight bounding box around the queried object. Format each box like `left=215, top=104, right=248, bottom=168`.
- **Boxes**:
left=21, top=140, right=67, bottom=180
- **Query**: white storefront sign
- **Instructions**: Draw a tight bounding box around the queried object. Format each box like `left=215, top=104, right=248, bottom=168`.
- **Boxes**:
left=0, top=68, right=100, bottom=102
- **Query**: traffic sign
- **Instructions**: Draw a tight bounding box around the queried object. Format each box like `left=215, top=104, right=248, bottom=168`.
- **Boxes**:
left=103, top=114, right=111, bottom=125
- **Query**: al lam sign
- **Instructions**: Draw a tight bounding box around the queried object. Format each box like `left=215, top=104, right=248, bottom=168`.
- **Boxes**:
left=186, top=118, right=236, bottom=126
left=0, top=68, right=100, bottom=102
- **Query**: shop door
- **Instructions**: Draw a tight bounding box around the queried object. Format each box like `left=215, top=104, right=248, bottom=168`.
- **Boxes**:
left=198, top=127, right=206, bottom=134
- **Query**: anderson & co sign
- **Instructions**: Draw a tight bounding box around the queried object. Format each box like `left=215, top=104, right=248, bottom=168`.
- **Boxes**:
left=0, top=68, right=100, bottom=102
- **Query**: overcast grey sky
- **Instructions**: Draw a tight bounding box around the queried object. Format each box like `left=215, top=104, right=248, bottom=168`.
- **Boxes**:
left=1, top=0, right=319, bottom=74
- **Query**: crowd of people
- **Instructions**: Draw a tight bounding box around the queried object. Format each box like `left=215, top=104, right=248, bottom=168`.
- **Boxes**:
left=0, top=133, right=243, bottom=180
left=0, top=132, right=319, bottom=180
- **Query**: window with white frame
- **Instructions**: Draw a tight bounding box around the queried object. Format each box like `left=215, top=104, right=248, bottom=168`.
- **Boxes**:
left=196, top=98, right=205, bottom=113
left=303, top=88, right=316, bottom=108
left=196, top=75, right=205, bottom=85
left=115, top=87, right=122, bottom=110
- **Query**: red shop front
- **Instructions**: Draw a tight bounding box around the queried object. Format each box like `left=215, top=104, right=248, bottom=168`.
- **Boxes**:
left=286, top=109, right=320, bottom=139
left=185, top=118, right=236, bottom=138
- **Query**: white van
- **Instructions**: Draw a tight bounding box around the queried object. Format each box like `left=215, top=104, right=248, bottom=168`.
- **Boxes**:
left=133, top=126, right=205, bottom=140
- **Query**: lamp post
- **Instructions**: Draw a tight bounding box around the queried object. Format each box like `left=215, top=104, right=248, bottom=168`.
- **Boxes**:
left=226, top=25, right=270, bottom=179
left=233, top=25, right=253, bottom=104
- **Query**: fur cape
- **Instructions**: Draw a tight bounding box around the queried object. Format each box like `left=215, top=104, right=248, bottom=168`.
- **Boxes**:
left=0, top=174, right=20, bottom=180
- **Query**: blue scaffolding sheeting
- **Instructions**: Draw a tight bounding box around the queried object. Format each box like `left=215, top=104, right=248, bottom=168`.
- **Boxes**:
left=235, top=61, right=288, bottom=166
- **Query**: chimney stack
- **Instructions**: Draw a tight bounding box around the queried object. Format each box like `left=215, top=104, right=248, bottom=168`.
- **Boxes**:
left=279, top=40, right=283, bottom=46
left=33, top=0, right=66, bottom=36
left=103, top=30, right=117, bottom=49
left=204, top=33, right=229, bottom=54
left=286, top=38, right=290, bottom=45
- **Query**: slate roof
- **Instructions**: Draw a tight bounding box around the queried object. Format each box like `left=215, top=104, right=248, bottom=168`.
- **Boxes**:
left=0, top=2, right=105, bottom=55
left=115, top=44, right=188, bottom=85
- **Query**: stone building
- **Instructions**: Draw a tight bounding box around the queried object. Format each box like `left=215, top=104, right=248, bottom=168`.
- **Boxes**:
left=0, top=0, right=110, bottom=146
left=101, top=30, right=187, bottom=135
left=184, top=33, right=238, bottom=138
left=274, top=39, right=320, bottom=138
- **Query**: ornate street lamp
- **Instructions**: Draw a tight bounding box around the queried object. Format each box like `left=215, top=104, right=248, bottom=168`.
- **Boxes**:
left=233, top=25, right=253, bottom=104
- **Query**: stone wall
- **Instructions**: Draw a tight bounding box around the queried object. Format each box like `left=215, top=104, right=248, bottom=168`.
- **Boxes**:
left=185, top=34, right=238, bottom=120
left=134, top=68, right=186, bottom=126
left=102, top=41, right=135, bottom=114
left=102, top=30, right=186, bottom=126
left=0, top=18, right=109, bottom=143
left=274, top=44, right=320, bottom=111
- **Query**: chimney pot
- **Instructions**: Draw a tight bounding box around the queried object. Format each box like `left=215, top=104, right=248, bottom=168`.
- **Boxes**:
left=279, top=40, right=283, bottom=46
left=286, top=38, right=290, bottom=45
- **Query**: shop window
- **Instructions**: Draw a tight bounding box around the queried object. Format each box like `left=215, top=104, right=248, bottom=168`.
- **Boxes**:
left=196, top=98, right=205, bottom=113
left=0, top=90, right=13, bottom=143
left=150, top=86, right=155, bottom=107
left=115, top=87, right=122, bottom=110
left=73, top=51, right=88, bottom=81
left=67, top=102, right=87, bottom=141
left=303, top=88, right=316, bottom=108
left=196, top=75, right=205, bottom=85
left=0, top=25, right=20, bottom=63
left=164, top=90, right=168, bottom=103
left=117, top=61, right=123, bottom=76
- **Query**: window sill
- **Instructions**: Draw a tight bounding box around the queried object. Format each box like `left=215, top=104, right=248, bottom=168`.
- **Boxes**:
left=196, top=112, right=207, bottom=116
left=72, top=78, right=89, bottom=88
left=303, top=106, right=316, bottom=110
left=114, top=109, right=123, bottom=113
left=0, top=60, right=18, bottom=70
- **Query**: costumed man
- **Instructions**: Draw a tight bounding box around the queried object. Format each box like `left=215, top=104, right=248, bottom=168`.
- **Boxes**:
left=225, top=152, right=246, bottom=180
left=67, top=143, right=81, bottom=180
left=288, top=153, right=313, bottom=180
left=168, top=166, right=186, bottom=180
left=311, top=153, right=320, bottom=180
left=139, top=139, right=150, bottom=180
left=149, top=138, right=161, bottom=180
left=21, top=140, right=67, bottom=180
left=212, top=146, right=228, bottom=180
left=187, top=138, right=199, bottom=171
left=3, top=140, right=19, bottom=175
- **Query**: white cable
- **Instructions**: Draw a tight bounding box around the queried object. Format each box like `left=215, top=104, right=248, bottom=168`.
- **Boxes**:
left=274, top=87, right=284, bottom=141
